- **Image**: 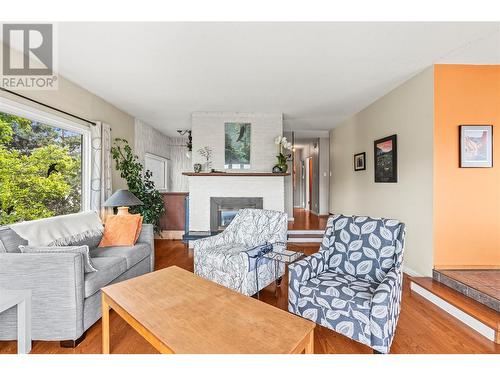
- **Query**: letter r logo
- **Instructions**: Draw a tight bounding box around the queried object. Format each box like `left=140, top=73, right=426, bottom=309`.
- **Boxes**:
left=2, top=24, right=53, bottom=76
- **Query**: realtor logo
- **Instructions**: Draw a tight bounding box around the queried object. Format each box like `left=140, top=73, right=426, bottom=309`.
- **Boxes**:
left=1, top=23, right=58, bottom=90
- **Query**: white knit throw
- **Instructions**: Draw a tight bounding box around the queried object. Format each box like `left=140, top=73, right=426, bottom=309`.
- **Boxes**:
left=10, top=211, right=104, bottom=247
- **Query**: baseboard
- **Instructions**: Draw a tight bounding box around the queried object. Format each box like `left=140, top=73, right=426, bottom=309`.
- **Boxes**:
left=288, top=218, right=295, bottom=222
left=403, top=266, right=422, bottom=277
left=410, top=282, right=496, bottom=342
left=159, top=230, right=184, bottom=240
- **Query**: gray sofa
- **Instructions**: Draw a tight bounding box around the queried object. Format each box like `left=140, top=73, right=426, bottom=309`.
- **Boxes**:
left=0, top=216, right=154, bottom=345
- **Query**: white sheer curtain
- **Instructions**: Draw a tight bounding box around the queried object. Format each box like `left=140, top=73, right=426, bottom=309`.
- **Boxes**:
left=90, top=121, right=113, bottom=219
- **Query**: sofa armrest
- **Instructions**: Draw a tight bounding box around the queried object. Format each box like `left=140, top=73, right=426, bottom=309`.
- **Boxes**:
left=369, top=266, right=404, bottom=353
left=137, top=223, right=154, bottom=271
left=288, top=252, right=328, bottom=313
left=0, top=252, right=85, bottom=341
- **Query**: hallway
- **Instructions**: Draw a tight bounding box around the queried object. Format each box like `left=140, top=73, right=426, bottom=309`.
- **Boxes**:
left=288, top=208, right=328, bottom=230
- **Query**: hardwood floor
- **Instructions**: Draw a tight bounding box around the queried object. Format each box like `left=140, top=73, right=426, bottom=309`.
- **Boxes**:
left=288, top=208, right=328, bottom=230
left=0, top=240, right=499, bottom=354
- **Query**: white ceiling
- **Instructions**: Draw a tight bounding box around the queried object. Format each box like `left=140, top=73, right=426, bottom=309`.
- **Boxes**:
left=54, top=22, right=500, bottom=136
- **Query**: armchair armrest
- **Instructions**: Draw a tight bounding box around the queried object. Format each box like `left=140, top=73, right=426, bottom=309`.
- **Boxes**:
left=369, top=266, right=404, bottom=353
left=0, top=252, right=85, bottom=341
left=137, top=223, right=154, bottom=271
left=288, top=252, right=328, bottom=313
left=193, top=232, right=228, bottom=252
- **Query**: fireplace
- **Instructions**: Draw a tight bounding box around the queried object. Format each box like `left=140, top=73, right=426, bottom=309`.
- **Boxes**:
left=210, top=197, right=263, bottom=231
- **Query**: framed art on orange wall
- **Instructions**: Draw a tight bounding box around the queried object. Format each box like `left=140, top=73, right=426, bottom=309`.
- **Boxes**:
left=460, top=125, right=493, bottom=168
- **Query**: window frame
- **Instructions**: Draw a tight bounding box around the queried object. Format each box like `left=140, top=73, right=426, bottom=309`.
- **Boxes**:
left=0, top=96, right=92, bottom=212
left=144, top=152, right=169, bottom=192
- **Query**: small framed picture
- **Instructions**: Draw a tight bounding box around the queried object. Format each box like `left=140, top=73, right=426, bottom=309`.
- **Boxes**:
left=354, top=152, right=366, bottom=171
left=460, top=125, right=493, bottom=168
left=374, top=134, right=397, bottom=183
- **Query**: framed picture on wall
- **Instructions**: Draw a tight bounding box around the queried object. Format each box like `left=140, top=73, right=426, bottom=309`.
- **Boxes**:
left=374, top=134, right=397, bottom=183
left=224, top=122, right=251, bottom=169
left=460, top=125, right=493, bottom=168
left=354, top=152, right=366, bottom=171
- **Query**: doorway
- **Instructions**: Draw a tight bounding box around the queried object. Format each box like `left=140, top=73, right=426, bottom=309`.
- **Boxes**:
left=307, top=157, right=315, bottom=211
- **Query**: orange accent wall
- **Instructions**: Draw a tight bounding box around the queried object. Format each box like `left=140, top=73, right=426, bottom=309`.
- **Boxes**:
left=434, top=65, right=500, bottom=269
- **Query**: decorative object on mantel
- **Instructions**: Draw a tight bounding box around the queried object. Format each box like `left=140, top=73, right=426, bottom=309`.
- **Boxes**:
left=459, top=125, right=493, bottom=168
left=273, top=136, right=292, bottom=173
left=374, top=134, right=397, bottom=183
left=354, top=152, right=366, bottom=171
left=176, top=129, right=192, bottom=159
left=197, top=146, right=213, bottom=171
left=193, top=163, right=202, bottom=173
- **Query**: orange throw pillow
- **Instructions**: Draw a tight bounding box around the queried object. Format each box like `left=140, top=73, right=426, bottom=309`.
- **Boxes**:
left=99, top=214, right=143, bottom=247
left=134, top=214, right=143, bottom=243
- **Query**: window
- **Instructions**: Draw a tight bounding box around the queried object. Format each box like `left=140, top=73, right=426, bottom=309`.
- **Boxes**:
left=144, top=153, right=169, bottom=192
left=0, top=98, right=90, bottom=225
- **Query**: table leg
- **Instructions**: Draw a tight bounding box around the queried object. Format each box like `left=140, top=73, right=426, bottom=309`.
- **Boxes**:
left=304, top=330, right=314, bottom=354
left=102, top=294, right=110, bottom=354
left=17, top=295, right=31, bottom=354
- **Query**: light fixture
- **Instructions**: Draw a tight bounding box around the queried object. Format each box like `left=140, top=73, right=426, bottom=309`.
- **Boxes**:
left=177, top=129, right=192, bottom=158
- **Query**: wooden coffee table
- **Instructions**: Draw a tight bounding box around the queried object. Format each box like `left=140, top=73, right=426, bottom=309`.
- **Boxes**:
left=101, top=266, right=315, bottom=354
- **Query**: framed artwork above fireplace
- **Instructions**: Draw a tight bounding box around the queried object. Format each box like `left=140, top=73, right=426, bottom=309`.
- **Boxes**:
left=224, top=122, right=251, bottom=170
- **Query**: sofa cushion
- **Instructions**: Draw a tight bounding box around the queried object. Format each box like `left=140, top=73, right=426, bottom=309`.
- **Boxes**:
left=84, top=257, right=127, bottom=298
left=327, top=215, right=401, bottom=282
left=90, top=243, right=151, bottom=269
left=0, top=226, right=28, bottom=253
left=67, top=233, right=103, bottom=251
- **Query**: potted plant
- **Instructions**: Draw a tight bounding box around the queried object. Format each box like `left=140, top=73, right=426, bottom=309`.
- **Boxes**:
left=110, top=138, right=165, bottom=233
left=273, top=136, right=292, bottom=173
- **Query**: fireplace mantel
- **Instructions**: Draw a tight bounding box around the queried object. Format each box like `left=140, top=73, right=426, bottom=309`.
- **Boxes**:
left=186, top=173, right=285, bottom=231
left=183, top=172, right=289, bottom=177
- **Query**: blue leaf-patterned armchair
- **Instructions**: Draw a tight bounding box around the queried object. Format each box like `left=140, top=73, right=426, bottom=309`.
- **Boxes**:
left=288, top=214, right=406, bottom=354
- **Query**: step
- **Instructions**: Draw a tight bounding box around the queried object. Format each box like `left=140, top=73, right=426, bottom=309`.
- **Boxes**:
left=287, top=238, right=322, bottom=243
left=410, top=277, right=499, bottom=344
left=433, top=269, right=499, bottom=312
left=287, top=230, right=324, bottom=243
left=288, top=234, right=323, bottom=239
left=287, top=230, right=324, bottom=235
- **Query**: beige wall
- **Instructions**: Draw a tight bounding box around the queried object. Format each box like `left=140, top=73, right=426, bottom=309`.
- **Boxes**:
left=0, top=70, right=134, bottom=190
left=329, top=66, right=434, bottom=276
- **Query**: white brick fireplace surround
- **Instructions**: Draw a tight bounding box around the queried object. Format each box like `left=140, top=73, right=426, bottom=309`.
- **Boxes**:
left=187, top=175, right=285, bottom=231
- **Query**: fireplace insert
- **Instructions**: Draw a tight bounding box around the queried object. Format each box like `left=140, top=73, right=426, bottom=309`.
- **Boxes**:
left=210, top=197, right=263, bottom=231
